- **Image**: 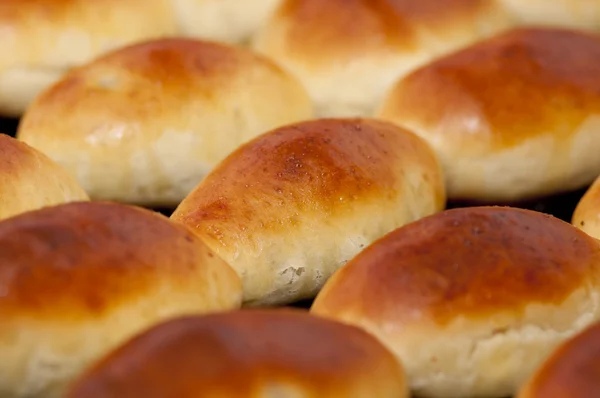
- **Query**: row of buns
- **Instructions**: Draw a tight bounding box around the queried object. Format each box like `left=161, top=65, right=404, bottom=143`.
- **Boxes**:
left=5, top=112, right=600, bottom=396
left=3, top=0, right=600, bottom=117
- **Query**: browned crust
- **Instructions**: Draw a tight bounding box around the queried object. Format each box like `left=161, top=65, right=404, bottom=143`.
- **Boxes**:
left=66, top=309, right=406, bottom=397
left=0, top=201, right=229, bottom=319
left=518, top=322, right=600, bottom=398
left=171, top=118, right=444, bottom=247
left=313, top=206, right=600, bottom=325
left=379, top=28, right=600, bottom=153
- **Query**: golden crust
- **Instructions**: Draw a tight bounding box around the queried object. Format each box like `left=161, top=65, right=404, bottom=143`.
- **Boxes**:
left=0, top=134, right=89, bottom=220
left=171, top=118, right=445, bottom=305
left=66, top=310, right=408, bottom=398
left=313, top=206, right=600, bottom=325
left=17, top=38, right=313, bottom=206
left=378, top=27, right=600, bottom=201
left=573, top=175, right=600, bottom=239
left=518, top=322, right=600, bottom=398
left=0, top=201, right=241, bottom=320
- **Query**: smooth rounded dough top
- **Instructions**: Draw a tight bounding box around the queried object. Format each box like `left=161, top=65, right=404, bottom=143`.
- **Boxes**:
left=379, top=27, right=600, bottom=155
left=66, top=310, right=407, bottom=398
left=0, top=0, right=177, bottom=70
left=0, top=201, right=241, bottom=321
left=0, top=134, right=88, bottom=220
left=259, top=0, right=512, bottom=65
left=313, top=206, right=600, bottom=327
left=518, top=321, right=600, bottom=398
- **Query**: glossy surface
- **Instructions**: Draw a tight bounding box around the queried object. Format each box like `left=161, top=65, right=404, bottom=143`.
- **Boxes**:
left=314, top=206, right=600, bottom=325
left=66, top=310, right=407, bottom=398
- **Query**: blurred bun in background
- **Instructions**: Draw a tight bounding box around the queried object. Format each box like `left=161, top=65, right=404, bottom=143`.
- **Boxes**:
left=66, top=310, right=408, bottom=398
left=0, top=202, right=242, bottom=398
left=378, top=27, right=600, bottom=204
left=312, top=206, right=600, bottom=398
left=17, top=38, right=313, bottom=208
left=253, top=0, right=514, bottom=117
left=0, top=0, right=178, bottom=117
left=171, top=118, right=445, bottom=306
left=0, top=134, right=88, bottom=220
left=172, top=0, right=283, bottom=44
left=498, top=0, right=600, bottom=32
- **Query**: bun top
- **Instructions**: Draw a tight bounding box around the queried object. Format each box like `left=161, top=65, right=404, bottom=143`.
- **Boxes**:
left=17, top=38, right=313, bottom=206
left=573, top=175, right=600, bottom=240
left=253, top=0, right=513, bottom=117
left=66, top=310, right=407, bottom=398
left=0, top=134, right=88, bottom=220
left=313, top=206, right=600, bottom=328
left=518, top=321, right=600, bottom=398
left=378, top=27, right=600, bottom=202
left=0, top=0, right=177, bottom=70
left=0, top=201, right=241, bottom=322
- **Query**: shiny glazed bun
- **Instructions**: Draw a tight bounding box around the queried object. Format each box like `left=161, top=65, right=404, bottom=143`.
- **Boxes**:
left=171, top=118, right=445, bottom=306
left=253, top=0, right=513, bottom=117
left=0, top=202, right=242, bottom=398
left=518, top=321, right=600, bottom=398
left=498, top=0, right=600, bottom=31
left=311, top=207, right=600, bottom=398
left=0, top=134, right=88, bottom=220
left=17, top=38, right=313, bottom=207
left=378, top=27, right=600, bottom=203
left=573, top=175, right=600, bottom=239
left=66, top=310, right=408, bottom=398
left=172, top=0, right=283, bottom=44
left=0, top=0, right=177, bottom=117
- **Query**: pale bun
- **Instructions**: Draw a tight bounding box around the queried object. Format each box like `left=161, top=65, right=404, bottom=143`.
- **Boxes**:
left=0, top=0, right=177, bottom=117
left=66, top=309, right=408, bottom=398
left=17, top=38, right=313, bottom=207
left=312, top=206, right=600, bottom=398
left=0, top=201, right=242, bottom=398
left=573, top=175, right=600, bottom=239
left=171, top=118, right=445, bottom=306
left=498, top=0, right=600, bottom=31
left=378, top=27, right=600, bottom=203
left=173, top=0, right=282, bottom=44
left=0, top=134, right=88, bottom=220
left=253, top=0, right=514, bottom=117
left=518, top=321, right=600, bottom=398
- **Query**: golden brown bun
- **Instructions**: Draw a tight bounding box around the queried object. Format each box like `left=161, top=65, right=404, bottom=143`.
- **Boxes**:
left=311, top=206, right=600, bottom=398
left=173, top=0, right=283, bottom=44
left=573, top=175, right=600, bottom=239
left=378, top=27, right=600, bottom=203
left=518, top=321, right=600, bottom=398
left=66, top=309, right=408, bottom=398
left=253, top=0, right=514, bottom=117
left=0, top=134, right=88, bottom=220
left=17, top=38, right=313, bottom=207
left=498, top=0, right=600, bottom=31
left=171, top=118, right=445, bottom=306
left=0, top=0, right=177, bottom=117
left=0, top=201, right=242, bottom=398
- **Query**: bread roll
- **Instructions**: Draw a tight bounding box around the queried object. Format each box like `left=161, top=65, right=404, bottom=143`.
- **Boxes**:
left=17, top=38, right=313, bottom=207
left=311, top=206, right=600, bottom=398
left=172, top=0, right=282, bottom=44
left=65, top=309, right=407, bottom=398
left=517, top=321, right=600, bottom=398
left=171, top=118, right=445, bottom=306
left=0, top=0, right=177, bottom=117
left=253, top=0, right=513, bottom=118
left=0, top=134, right=88, bottom=220
left=498, top=0, right=600, bottom=32
left=573, top=175, right=600, bottom=239
left=0, top=201, right=242, bottom=398
left=378, top=27, right=600, bottom=203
